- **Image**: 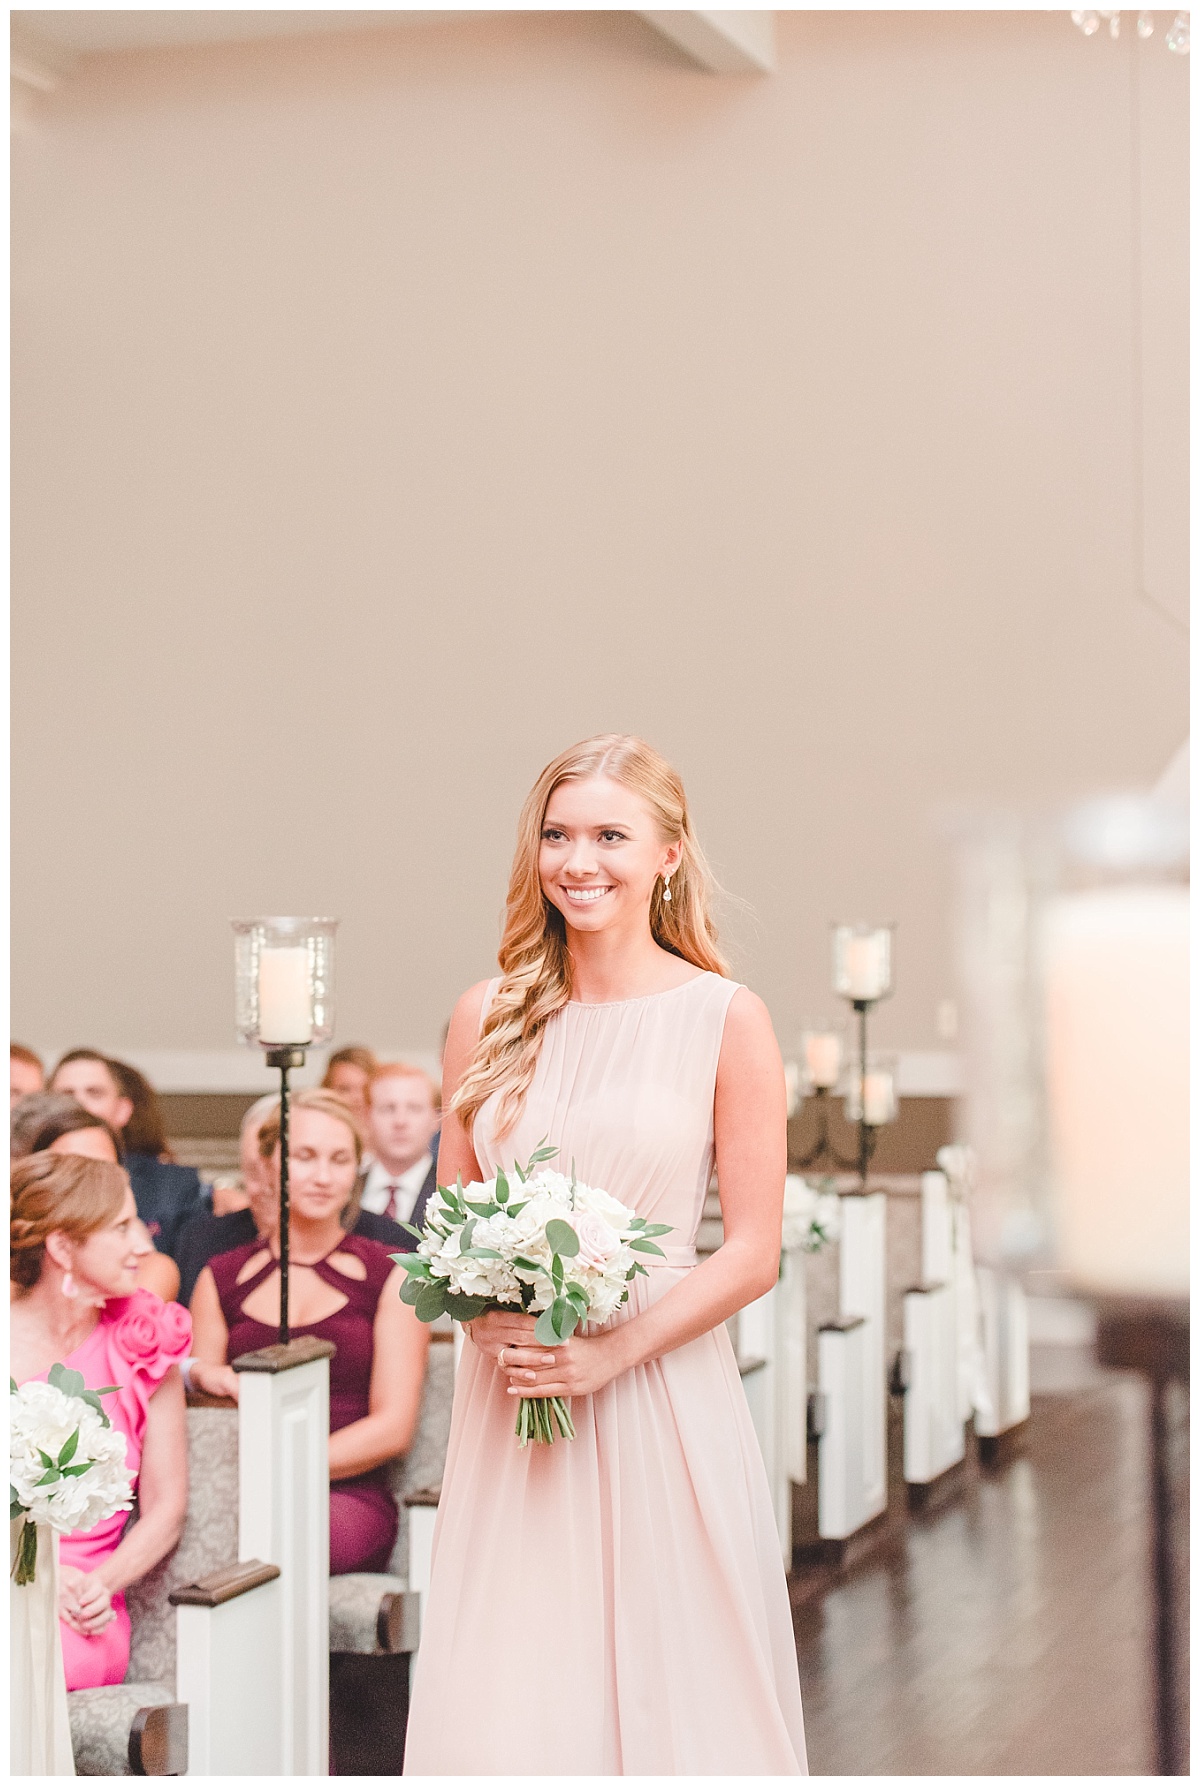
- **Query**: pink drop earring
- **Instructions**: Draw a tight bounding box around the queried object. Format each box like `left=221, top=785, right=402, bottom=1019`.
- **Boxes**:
left=61, top=1271, right=79, bottom=1301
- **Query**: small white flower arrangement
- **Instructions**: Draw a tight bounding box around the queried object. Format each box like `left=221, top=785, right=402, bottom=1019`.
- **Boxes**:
left=395, top=1144, right=671, bottom=1446
left=10, top=1366, right=134, bottom=1585
left=781, top=1175, right=841, bottom=1255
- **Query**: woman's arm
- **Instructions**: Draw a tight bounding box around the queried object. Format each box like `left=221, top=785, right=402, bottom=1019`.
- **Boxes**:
left=328, top=1267, right=432, bottom=1480
left=429, top=980, right=490, bottom=1192
left=186, top=1265, right=240, bottom=1400
left=136, top=1248, right=181, bottom=1304
left=476, top=987, right=787, bottom=1399
left=92, top=1367, right=188, bottom=1599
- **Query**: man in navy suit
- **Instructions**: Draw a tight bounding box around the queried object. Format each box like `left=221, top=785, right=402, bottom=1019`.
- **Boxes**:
left=50, top=1050, right=204, bottom=1260
left=358, top=1063, right=441, bottom=1246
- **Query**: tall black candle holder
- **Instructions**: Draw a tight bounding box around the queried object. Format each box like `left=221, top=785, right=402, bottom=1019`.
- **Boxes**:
left=264, top=1045, right=307, bottom=1346
left=792, top=1000, right=887, bottom=1185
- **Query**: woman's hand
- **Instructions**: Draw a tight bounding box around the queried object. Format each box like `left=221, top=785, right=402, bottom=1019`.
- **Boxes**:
left=187, top=1361, right=240, bottom=1401
left=468, top=1309, right=624, bottom=1401
left=59, top=1565, right=115, bottom=1636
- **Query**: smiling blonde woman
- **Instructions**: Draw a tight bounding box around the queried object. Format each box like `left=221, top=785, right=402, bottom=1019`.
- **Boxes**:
left=404, top=734, right=807, bottom=1777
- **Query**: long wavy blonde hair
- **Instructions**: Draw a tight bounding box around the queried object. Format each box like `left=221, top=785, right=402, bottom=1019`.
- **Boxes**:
left=452, top=734, right=729, bottom=1138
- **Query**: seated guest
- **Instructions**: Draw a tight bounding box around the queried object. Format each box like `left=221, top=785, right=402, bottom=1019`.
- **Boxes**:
left=360, top=1063, right=441, bottom=1244
left=12, top=1092, right=78, bottom=1159
left=11, top=1043, right=45, bottom=1106
left=28, top=1106, right=181, bottom=1305
left=321, top=1046, right=378, bottom=1140
left=189, top=1091, right=429, bottom=1574
left=50, top=1051, right=203, bottom=1260
left=174, top=1094, right=412, bottom=1305
left=203, top=1091, right=278, bottom=1219
left=10, top=1152, right=189, bottom=1689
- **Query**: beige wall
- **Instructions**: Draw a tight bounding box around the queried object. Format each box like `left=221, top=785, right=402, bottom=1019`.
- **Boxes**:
left=12, top=11, right=1188, bottom=1075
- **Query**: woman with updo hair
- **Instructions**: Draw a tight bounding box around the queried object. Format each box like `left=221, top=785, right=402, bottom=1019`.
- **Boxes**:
left=10, top=1152, right=189, bottom=1690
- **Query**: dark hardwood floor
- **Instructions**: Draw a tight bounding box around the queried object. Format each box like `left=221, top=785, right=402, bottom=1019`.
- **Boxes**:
left=794, top=1377, right=1181, bottom=1776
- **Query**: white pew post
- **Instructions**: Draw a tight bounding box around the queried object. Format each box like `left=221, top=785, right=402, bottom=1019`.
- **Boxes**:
left=903, top=1172, right=966, bottom=1486
left=174, top=1564, right=284, bottom=1775
left=817, top=1189, right=887, bottom=1540
left=234, top=1337, right=334, bottom=1777
left=974, top=1267, right=1031, bottom=1441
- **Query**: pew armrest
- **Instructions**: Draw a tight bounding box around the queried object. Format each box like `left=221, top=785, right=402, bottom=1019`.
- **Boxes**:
left=168, top=1559, right=280, bottom=1607
left=129, top=1702, right=189, bottom=1777
left=327, top=1573, right=421, bottom=1654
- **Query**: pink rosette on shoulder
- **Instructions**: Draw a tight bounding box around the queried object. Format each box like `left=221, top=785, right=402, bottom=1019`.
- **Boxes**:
left=109, top=1287, right=192, bottom=1389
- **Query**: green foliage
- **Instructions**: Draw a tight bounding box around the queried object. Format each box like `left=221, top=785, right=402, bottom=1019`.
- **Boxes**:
left=544, top=1219, right=579, bottom=1258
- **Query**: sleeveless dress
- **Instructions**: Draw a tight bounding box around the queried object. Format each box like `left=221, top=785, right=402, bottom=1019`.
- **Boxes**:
left=32, top=1288, right=191, bottom=1690
left=404, top=972, right=808, bottom=1775
left=209, top=1230, right=400, bottom=1573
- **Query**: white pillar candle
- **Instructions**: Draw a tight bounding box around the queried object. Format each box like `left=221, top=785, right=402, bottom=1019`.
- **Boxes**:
left=862, top=1070, right=896, bottom=1126
left=840, top=931, right=891, bottom=1001
left=257, top=946, right=313, bottom=1045
left=1041, top=885, right=1188, bottom=1298
left=805, top=1032, right=842, bottom=1090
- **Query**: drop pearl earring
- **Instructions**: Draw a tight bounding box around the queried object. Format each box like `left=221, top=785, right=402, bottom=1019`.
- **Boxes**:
left=61, top=1272, right=79, bottom=1301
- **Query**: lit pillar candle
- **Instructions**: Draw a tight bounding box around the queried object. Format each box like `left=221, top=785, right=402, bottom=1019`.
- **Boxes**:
left=258, top=947, right=313, bottom=1045
left=862, top=1070, right=896, bottom=1126
left=804, top=1032, right=842, bottom=1090
left=835, top=935, right=889, bottom=1007
left=1041, top=885, right=1188, bottom=1298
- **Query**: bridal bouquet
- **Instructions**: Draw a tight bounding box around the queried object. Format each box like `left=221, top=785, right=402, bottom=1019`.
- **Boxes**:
left=10, top=1366, right=133, bottom=1585
left=394, top=1145, right=671, bottom=1445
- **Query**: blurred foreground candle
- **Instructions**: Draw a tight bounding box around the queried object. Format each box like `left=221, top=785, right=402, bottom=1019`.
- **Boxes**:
left=803, top=1031, right=842, bottom=1090
left=833, top=925, right=893, bottom=1003
left=258, top=947, right=314, bottom=1046
left=1041, top=885, right=1188, bottom=1298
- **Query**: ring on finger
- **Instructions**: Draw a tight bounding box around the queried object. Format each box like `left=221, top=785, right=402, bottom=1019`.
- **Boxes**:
left=499, top=1346, right=508, bottom=1369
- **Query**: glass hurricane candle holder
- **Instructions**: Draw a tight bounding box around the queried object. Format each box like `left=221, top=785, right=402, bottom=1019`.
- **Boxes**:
left=232, top=917, right=338, bottom=1049
left=831, top=923, right=894, bottom=1005
left=843, top=1055, right=899, bottom=1128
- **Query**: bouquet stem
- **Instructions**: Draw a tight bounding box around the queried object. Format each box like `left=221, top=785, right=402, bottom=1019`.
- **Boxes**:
left=515, top=1394, right=575, bottom=1447
left=11, top=1517, right=40, bottom=1586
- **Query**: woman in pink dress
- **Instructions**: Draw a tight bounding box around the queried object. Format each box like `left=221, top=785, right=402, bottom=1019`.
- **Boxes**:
left=404, top=734, right=808, bottom=1776
left=10, top=1151, right=190, bottom=1690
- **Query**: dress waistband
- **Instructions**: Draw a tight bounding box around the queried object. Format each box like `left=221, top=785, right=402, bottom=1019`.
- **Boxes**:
left=647, top=1244, right=698, bottom=1269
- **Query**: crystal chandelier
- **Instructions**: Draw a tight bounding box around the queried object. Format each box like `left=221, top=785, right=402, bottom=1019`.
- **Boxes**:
left=1071, top=9, right=1190, bottom=51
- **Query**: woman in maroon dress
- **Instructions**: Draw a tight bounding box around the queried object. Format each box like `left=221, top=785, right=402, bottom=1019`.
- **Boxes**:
left=189, top=1089, right=429, bottom=1572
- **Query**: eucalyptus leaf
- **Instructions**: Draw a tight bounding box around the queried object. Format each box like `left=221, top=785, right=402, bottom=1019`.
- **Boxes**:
left=462, top=1247, right=502, bottom=1260
left=534, top=1306, right=561, bottom=1346
left=463, top=1200, right=497, bottom=1219
left=628, top=1238, right=665, bottom=1256
left=399, top=1277, right=425, bottom=1306
left=637, top=1223, right=673, bottom=1238
left=545, top=1219, right=580, bottom=1258
left=443, top=1293, right=490, bottom=1321
left=398, top=1221, right=426, bottom=1241
left=459, top=1219, right=477, bottom=1254
left=415, top=1282, right=448, bottom=1322
left=495, top=1169, right=509, bottom=1204
left=506, top=1201, right=528, bottom=1219
left=527, top=1142, right=558, bottom=1167
left=551, top=1255, right=564, bottom=1293
left=57, top=1428, right=80, bottom=1468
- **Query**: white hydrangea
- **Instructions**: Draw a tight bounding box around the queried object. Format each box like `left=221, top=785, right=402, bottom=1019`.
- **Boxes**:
left=10, top=1380, right=133, bottom=1536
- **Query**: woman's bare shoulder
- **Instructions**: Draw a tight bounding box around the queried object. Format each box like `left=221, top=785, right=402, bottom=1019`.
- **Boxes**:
left=718, top=986, right=782, bottom=1069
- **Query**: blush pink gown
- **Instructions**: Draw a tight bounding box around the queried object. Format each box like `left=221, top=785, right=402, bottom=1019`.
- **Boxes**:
left=404, top=972, right=807, bottom=1775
